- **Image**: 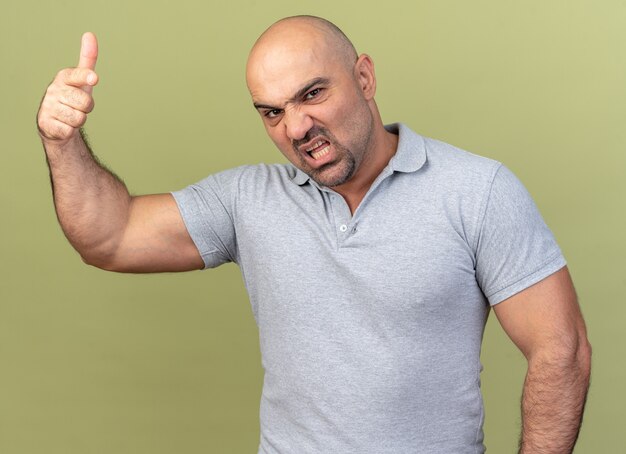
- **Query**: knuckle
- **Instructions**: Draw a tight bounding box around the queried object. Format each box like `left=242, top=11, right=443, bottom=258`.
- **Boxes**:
left=36, top=115, right=48, bottom=134
left=73, top=111, right=87, bottom=127
left=53, top=103, right=67, bottom=119
left=54, top=104, right=75, bottom=124
left=45, top=82, right=59, bottom=100
left=79, top=92, right=93, bottom=112
left=37, top=118, right=71, bottom=141
left=55, top=67, right=72, bottom=82
left=60, top=86, right=78, bottom=105
left=54, top=122, right=73, bottom=139
left=57, top=67, right=86, bottom=87
left=85, top=97, right=95, bottom=113
left=61, top=106, right=85, bottom=128
left=76, top=90, right=94, bottom=113
left=37, top=100, right=55, bottom=125
left=62, top=87, right=94, bottom=113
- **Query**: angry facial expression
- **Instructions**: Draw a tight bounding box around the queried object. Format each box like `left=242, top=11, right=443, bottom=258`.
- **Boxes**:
left=247, top=40, right=375, bottom=188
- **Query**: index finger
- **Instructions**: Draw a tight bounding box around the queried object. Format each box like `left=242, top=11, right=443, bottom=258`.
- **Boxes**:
left=78, top=32, right=98, bottom=70
left=59, top=67, right=98, bottom=88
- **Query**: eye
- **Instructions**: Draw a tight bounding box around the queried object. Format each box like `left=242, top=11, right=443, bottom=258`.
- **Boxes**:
left=264, top=109, right=283, bottom=119
left=305, top=88, right=322, bottom=100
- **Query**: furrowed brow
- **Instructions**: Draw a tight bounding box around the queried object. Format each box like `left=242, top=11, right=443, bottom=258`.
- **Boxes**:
left=253, top=102, right=279, bottom=111
left=289, top=77, right=330, bottom=103
left=252, top=77, right=330, bottom=111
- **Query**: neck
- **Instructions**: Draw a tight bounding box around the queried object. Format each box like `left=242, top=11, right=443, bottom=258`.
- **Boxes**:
left=332, top=125, right=399, bottom=214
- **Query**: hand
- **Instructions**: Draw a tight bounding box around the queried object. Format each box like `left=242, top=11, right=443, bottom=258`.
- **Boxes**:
left=37, top=32, right=99, bottom=144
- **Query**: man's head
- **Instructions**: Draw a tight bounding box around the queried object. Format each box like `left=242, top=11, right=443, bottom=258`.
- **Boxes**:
left=246, top=16, right=384, bottom=188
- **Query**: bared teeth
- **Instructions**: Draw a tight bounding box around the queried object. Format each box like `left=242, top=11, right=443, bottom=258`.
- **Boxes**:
left=306, top=140, right=325, bottom=152
left=311, top=145, right=330, bottom=160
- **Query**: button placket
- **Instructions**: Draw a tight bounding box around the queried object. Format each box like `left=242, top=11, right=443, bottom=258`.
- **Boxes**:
left=326, top=191, right=353, bottom=246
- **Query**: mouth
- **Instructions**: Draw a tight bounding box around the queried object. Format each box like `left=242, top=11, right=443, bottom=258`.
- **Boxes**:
left=303, top=139, right=331, bottom=160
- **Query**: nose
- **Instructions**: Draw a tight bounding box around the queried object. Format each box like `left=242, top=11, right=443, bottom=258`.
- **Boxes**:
left=284, top=107, right=314, bottom=141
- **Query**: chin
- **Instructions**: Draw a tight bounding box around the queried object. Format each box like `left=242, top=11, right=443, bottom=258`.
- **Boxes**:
left=309, top=163, right=355, bottom=188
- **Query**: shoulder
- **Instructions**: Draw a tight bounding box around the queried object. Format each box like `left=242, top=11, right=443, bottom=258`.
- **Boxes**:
left=190, top=162, right=299, bottom=193
left=420, top=136, right=538, bottom=239
left=423, top=136, right=502, bottom=185
left=392, top=123, right=502, bottom=189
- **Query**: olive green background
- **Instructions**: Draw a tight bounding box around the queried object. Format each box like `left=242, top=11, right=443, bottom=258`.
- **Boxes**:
left=1, top=0, right=624, bottom=452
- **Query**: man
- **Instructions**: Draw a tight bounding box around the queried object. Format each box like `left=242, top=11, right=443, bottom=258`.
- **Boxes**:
left=37, top=15, right=590, bottom=454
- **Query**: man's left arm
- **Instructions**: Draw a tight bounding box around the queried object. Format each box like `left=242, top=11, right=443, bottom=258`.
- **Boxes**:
left=493, top=266, right=591, bottom=454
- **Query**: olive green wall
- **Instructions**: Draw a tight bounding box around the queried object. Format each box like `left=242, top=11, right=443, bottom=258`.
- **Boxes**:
left=1, top=1, right=623, bottom=452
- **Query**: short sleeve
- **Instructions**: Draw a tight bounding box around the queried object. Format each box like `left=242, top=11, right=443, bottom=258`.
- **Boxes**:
left=475, top=165, right=566, bottom=305
left=171, top=170, right=239, bottom=269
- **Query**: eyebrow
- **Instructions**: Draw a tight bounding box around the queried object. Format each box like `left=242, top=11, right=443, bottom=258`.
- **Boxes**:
left=253, top=77, right=330, bottom=111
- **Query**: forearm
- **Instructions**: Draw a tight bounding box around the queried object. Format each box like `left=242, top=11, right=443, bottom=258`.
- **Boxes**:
left=43, top=130, right=132, bottom=265
left=36, top=33, right=204, bottom=273
left=519, top=343, right=591, bottom=453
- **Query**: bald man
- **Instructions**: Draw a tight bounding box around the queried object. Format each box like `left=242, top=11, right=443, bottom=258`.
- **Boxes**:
left=37, top=15, right=590, bottom=454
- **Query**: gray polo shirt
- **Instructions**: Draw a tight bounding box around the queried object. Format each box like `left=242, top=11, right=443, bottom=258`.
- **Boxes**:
left=172, top=123, right=565, bottom=454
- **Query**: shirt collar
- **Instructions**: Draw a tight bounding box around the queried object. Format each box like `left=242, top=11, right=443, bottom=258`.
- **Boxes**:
left=290, top=122, right=427, bottom=186
left=385, top=123, right=427, bottom=173
left=292, top=165, right=311, bottom=186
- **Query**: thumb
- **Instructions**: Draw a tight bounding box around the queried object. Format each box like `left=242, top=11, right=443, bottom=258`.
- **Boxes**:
left=78, top=32, right=98, bottom=70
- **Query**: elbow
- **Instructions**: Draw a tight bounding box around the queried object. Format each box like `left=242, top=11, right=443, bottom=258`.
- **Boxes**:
left=569, top=325, right=592, bottom=383
left=79, top=251, right=117, bottom=271
left=578, top=336, right=592, bottom=383
left=566, top=335, right=592, bottom=380
left=531, top=332, right=592, bottom=384
left=77, top=243, right=125, bottom=272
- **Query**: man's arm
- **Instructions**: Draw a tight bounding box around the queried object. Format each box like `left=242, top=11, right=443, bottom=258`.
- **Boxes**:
left=493, top=266, right=591, bottom=453
left=36, top=32, right=203, bottom=273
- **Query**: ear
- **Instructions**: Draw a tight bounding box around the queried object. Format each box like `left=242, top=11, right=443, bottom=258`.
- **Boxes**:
left=354, top=54, right=376, bottom=100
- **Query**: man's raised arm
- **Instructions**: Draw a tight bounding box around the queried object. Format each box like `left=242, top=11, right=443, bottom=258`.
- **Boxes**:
left=36, top=33, right=203, bottom=273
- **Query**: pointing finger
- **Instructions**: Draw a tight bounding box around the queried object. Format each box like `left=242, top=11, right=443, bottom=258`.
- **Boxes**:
left=78, top=32, right=98, bottom=70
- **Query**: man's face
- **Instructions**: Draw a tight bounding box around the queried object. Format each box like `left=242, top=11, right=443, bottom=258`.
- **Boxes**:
left=246, top=38, right=374, bottom=188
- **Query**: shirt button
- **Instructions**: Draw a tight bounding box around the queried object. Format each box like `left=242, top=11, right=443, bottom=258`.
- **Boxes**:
left=339, top=224, right=348, bottom=232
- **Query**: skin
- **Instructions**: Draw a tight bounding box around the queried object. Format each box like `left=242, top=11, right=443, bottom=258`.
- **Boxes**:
left=494, top=268, right=591, bottom=453
left=36, top=32, right=203, bottom=272
left=36, top=17, right=591, bottom=451
left=246, top=16, right=398, bottom=213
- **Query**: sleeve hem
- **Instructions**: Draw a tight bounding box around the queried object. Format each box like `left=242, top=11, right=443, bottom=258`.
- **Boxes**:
left=170, top=189, right=212, bottom=269
left=487, top=253, right=567, bottom=306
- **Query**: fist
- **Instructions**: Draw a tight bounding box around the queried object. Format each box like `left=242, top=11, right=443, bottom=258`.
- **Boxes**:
left=37, top=32, right=99, bottom=143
